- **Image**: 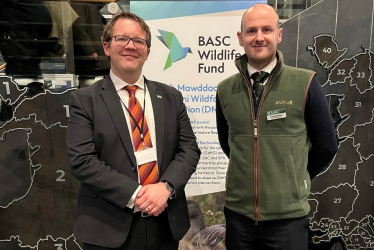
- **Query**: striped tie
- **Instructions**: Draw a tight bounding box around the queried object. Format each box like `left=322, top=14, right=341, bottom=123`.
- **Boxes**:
left=125, top=85, right=159, bottom=185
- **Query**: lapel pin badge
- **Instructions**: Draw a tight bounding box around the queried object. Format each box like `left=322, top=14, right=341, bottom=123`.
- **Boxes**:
left=157, top=95, right=162, bottom=99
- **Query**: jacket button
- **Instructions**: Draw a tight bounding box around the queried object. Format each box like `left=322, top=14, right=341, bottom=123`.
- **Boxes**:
left=131, top=166, right=136, bottom=172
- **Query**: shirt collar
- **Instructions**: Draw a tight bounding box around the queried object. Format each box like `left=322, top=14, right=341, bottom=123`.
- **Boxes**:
left=110, top=70, right=145, bottom=92
left=247, top=57, right=277, bottom=77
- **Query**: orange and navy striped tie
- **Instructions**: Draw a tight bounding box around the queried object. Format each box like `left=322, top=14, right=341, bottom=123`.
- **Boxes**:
left=125, top=85, right=159, bottom=185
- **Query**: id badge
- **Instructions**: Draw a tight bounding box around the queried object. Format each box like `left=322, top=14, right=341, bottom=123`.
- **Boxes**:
left=134, top=147, right=157, bottom=165
left=267, top=109, right=286, bottom=120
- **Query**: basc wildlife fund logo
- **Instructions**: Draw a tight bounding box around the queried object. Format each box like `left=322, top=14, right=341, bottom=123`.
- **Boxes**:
left=157, top=30, right=192, bottom=70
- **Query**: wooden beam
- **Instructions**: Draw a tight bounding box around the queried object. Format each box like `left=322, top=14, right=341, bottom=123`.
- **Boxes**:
left=0, top=63, right=6, bottom=71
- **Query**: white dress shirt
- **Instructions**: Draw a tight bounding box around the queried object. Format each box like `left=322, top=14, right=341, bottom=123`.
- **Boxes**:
left=110, top=70, right=157, bottom=210
left=247, top=58, right=277, bottom=86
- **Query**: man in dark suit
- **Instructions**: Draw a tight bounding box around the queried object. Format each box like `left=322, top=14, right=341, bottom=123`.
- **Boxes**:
left=66, top=12, right=200, bottom=250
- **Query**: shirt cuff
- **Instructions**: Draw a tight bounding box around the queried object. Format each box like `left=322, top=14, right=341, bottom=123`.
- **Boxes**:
left=126, top=185, right=142, bottom=209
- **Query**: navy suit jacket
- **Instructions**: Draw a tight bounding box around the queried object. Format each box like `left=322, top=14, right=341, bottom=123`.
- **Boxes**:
left=66, top=76, right=200, bottom=248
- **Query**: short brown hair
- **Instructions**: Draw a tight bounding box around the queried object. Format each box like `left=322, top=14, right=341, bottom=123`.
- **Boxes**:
left=102, top=12, right=151, bottom=48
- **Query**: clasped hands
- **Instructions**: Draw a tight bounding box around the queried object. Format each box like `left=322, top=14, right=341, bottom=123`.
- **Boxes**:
left=134, top=182, right=171, bottom=216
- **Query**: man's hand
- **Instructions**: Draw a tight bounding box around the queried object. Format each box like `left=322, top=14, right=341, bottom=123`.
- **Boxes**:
left=135, top=182, right=171, bottom=216
left=89, top=53, right=98, bottom=59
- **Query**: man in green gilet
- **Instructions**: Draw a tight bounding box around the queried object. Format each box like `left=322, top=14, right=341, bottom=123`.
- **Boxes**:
left=216, top=4, right=338, bottom=249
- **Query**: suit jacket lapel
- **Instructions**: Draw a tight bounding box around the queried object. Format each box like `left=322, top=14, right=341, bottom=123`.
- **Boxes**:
left=100, top=77, right=137, bottom=167
left=146, top=79, right=164, bottom=167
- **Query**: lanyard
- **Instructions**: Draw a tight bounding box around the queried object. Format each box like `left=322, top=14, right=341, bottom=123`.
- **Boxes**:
left=120, top=84, right=147, bottom=148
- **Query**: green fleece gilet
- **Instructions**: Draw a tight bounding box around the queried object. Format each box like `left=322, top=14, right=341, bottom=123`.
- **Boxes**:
left=217, top=51, right=315, bottom=221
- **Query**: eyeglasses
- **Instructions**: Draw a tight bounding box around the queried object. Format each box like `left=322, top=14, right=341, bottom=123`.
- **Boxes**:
left=112, top=35, right=148, bottom=49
